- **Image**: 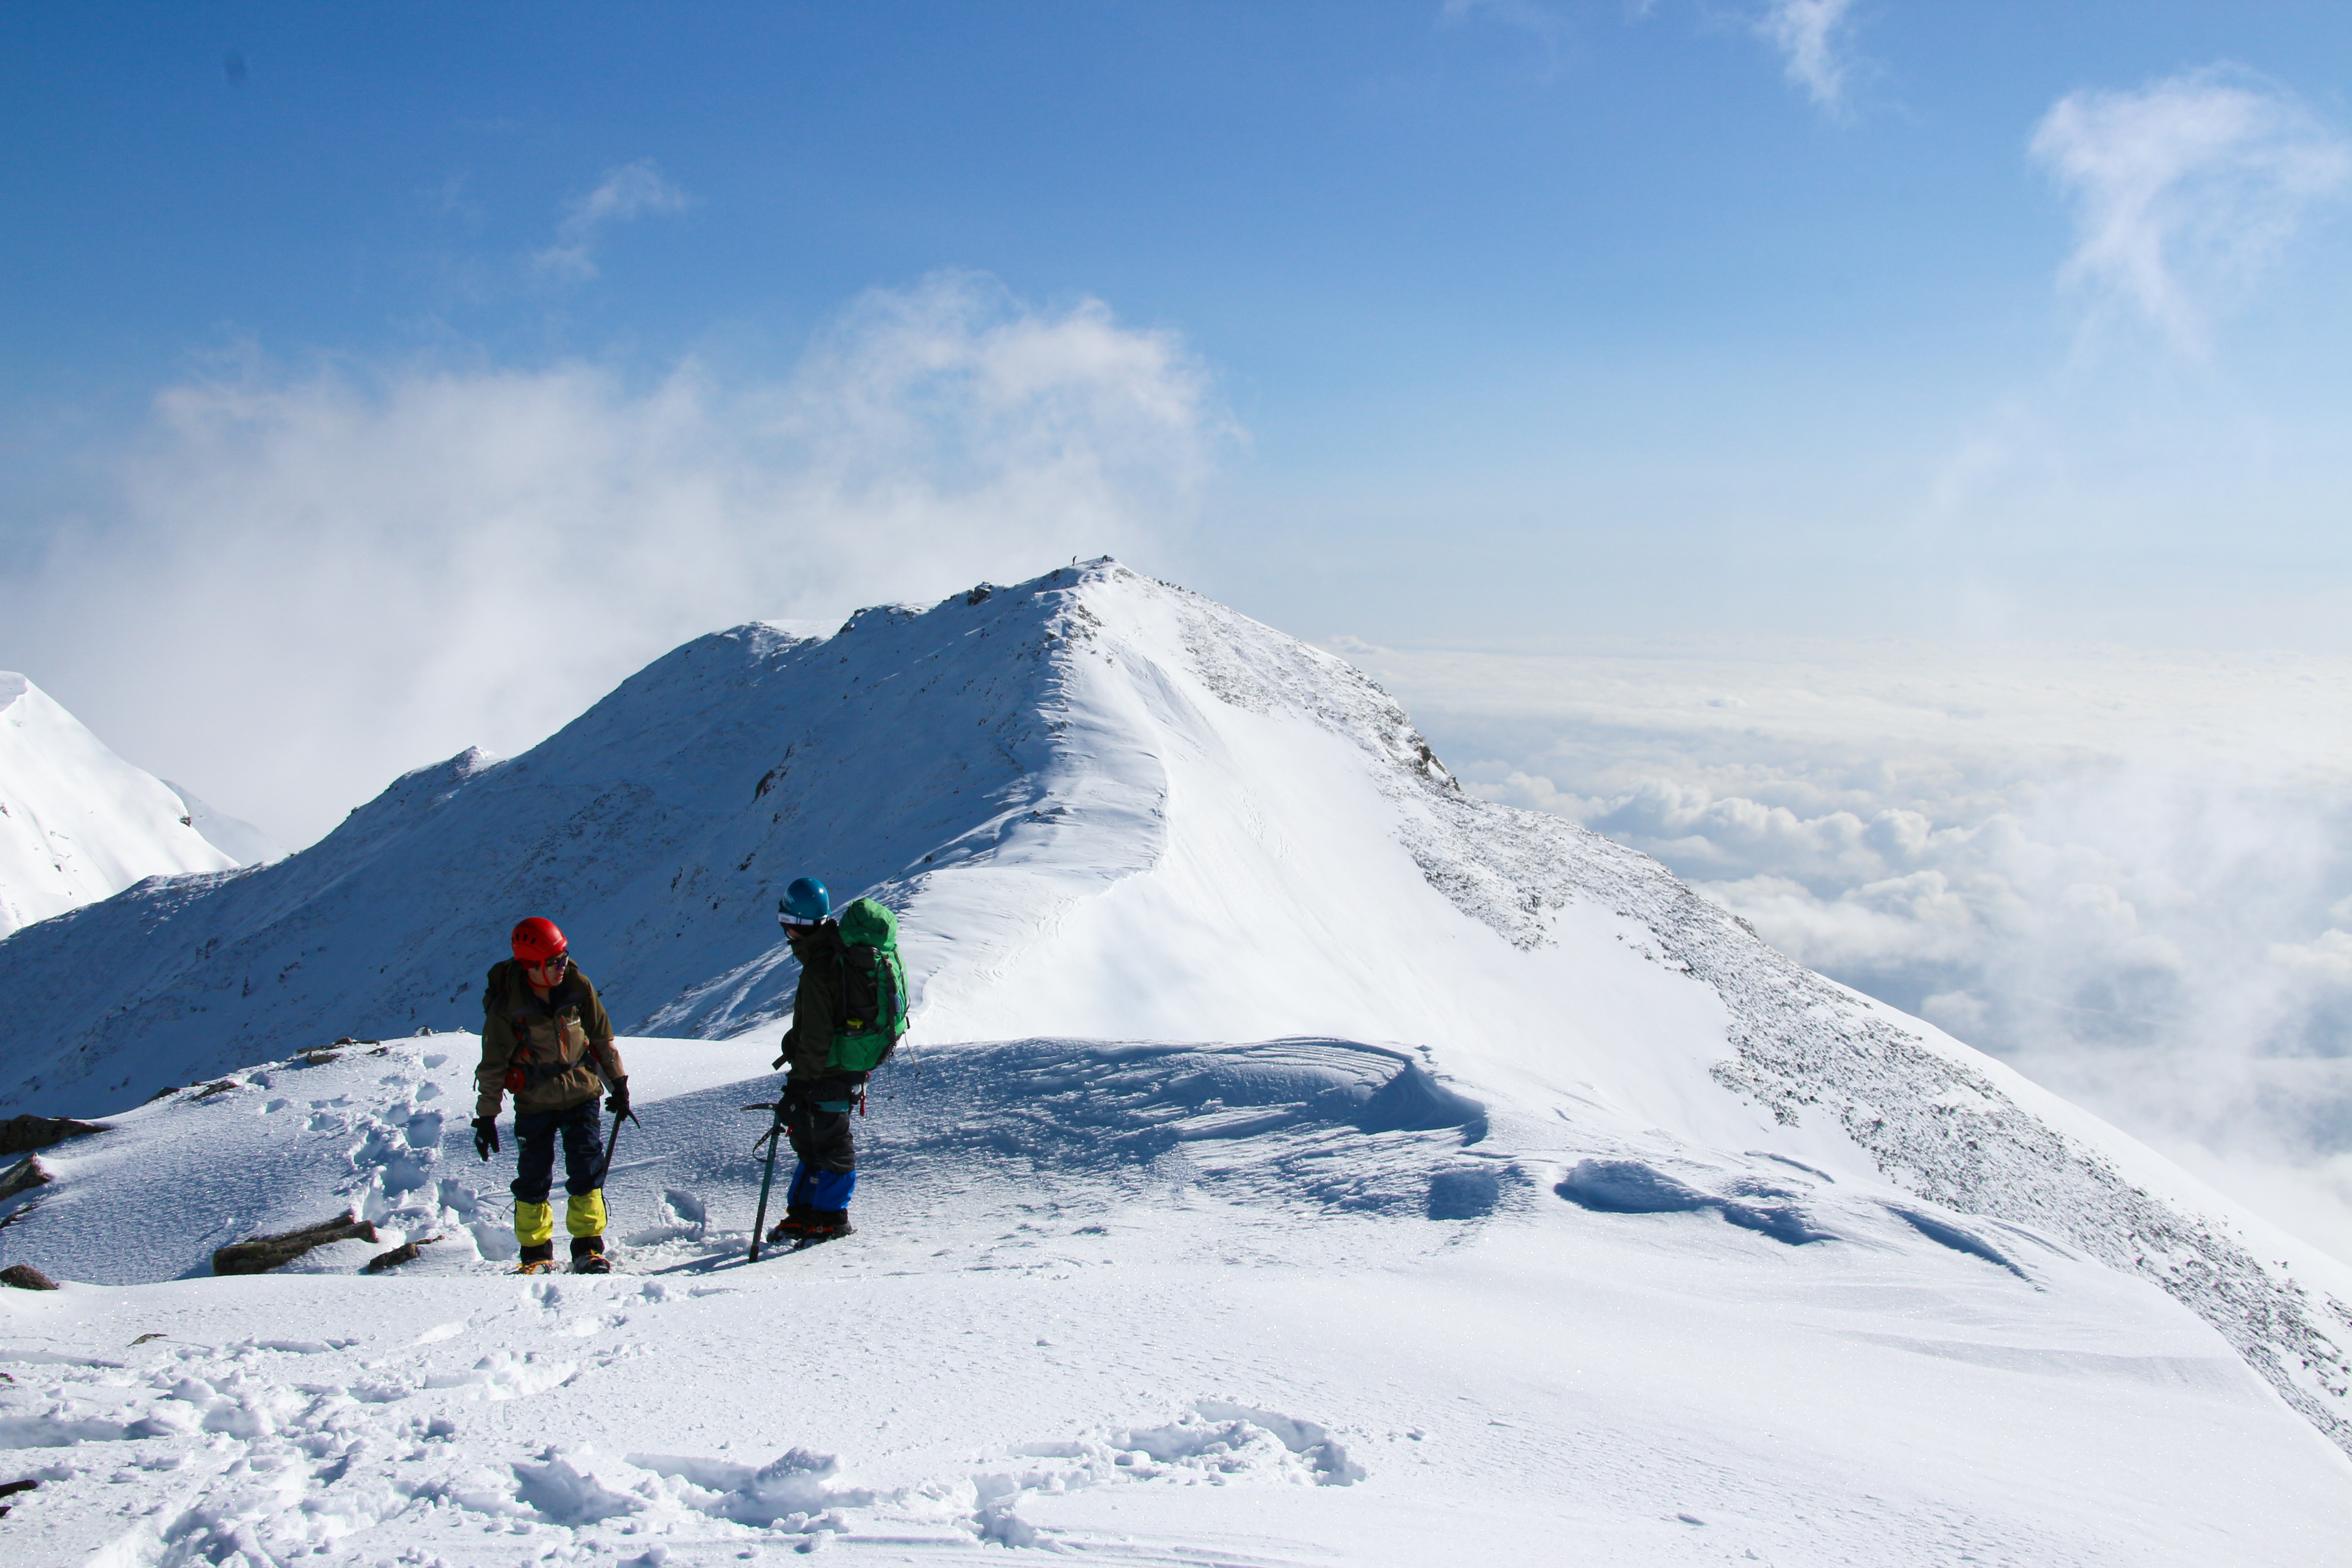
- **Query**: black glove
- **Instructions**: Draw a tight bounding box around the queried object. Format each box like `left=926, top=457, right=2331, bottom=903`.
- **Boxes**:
left=605, top=1077, right=633, bottom=1120
left=472, top=1116, right=499, bottom=1161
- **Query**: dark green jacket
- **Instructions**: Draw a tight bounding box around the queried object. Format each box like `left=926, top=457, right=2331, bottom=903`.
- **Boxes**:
left=779, top=924, right=849, bottom=1088
left=475, top=960, right=624, bottom=1120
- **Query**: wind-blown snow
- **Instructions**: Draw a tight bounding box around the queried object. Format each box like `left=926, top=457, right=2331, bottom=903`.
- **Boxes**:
left=0, top=673, right=240, bottom=938
left=3, top=561, right=2352, bottom=1561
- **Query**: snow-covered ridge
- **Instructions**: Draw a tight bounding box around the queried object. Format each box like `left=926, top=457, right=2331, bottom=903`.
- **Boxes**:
left=3, top=560, right=2350, bottom=1460
left=1443, top=797, right=2352, bottom=1452
left=0, top=671, right=260, bottom=938
left=1113, top=576, right=2352, bottom=1451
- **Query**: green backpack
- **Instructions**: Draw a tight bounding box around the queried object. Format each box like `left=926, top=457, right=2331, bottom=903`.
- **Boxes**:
left=826, top=897, right=910, bottom=1073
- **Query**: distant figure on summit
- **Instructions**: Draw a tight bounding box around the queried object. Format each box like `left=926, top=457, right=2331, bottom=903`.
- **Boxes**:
left=764, top=877, right=910, bottom=1250
left=472, top=917, right=633, bottom=1275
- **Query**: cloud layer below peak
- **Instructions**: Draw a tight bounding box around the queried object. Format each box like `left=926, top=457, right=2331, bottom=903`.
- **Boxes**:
left=1340, top=636, right=2352, bottom=1263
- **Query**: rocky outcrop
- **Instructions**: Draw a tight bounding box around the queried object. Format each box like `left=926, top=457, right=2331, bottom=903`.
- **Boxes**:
left=0, top=1155, right=53, bottom=1204
left=0, top=1115, right=109, bottom=1156
left=211, top=1214, right=379, bottom=1276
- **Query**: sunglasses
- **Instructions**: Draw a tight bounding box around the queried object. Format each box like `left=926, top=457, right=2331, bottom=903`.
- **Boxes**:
left=530, top=952, right=570, bottom=978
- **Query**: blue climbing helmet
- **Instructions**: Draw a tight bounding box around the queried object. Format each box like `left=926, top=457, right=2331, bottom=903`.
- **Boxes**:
left=779, top=876, right=831, bottom=926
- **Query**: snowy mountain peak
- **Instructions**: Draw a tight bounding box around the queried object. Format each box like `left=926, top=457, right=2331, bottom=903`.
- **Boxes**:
left=0, top=670, right=255, bottom=937
left=3, top=565, right=2352, bottom=1459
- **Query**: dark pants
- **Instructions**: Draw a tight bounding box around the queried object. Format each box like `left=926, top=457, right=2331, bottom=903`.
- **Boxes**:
left=513, top=1098, right=606, bottom=1205
left=784, top=1083, right=857, bottom=1213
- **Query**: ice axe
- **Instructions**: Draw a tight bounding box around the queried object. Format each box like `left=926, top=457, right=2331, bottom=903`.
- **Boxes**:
left=742, top=1103, right=784, bottom=1263
left=591, top=1107, right=632, bottom=1191
left=590, top=1089, right=642, bottom=1201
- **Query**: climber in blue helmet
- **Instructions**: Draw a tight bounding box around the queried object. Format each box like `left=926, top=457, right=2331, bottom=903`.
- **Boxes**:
left=761, top=876, right=907, bottom=1251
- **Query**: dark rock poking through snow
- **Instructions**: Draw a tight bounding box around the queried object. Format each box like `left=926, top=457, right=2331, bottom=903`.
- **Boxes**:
left=0, top=1154, right=52, bottom=1203
left=364, top=1239, right=428, bottom=1273
left=0, top=1115, right=109, bottom=1155
left=212, top=1214, right=379, bottom=1276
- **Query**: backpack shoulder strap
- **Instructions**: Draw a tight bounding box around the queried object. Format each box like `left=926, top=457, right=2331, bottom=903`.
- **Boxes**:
left=820, top=921, right=854, bottom=1030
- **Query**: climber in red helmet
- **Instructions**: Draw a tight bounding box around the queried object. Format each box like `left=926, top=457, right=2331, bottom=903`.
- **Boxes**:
left=471, top=916, right=631, bottom=1274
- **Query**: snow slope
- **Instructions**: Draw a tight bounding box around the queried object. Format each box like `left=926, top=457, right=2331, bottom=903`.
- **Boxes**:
left=0, top=674, right=246, bottom=938
left=0, top=575, right=1142, bottom=1107
left=4, top=1033, right=2350, bottom=1566
left=3, top=559, right=2352, bottom=1474
left=162, top=780, right=283, bottom=869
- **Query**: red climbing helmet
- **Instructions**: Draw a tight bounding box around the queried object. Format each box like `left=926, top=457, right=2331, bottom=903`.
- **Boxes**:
left=510, top=917, right=568, bottom=965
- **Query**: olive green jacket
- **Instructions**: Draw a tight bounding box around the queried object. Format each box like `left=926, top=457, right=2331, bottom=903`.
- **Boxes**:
left=475, top=960, right=625, bottom=1120
left=778, top=924, right=849, bottom=1088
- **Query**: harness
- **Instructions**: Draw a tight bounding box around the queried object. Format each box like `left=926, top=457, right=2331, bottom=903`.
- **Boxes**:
left=501, top=977, right=591, bottom=1092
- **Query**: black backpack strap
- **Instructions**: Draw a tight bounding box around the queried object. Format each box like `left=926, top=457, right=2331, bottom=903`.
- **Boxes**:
left=818, top=921, right=852, bottom=1034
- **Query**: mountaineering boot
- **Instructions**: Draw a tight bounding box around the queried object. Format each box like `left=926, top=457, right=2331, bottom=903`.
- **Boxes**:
left=793, top=1210, right=854, bottom=1250
left=766, top=1203, right=817, bottom=1247
left=570, top=1235, right=611, bottom=1275
left=514, top=1240, right=558, bottom=1275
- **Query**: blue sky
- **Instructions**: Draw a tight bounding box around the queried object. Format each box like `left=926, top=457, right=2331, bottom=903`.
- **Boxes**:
left=4, top=1, right=2351, bottom=833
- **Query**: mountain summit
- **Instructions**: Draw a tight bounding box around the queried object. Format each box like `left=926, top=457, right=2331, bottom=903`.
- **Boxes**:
left=3, top=559, right=2350, bottom=1454
left=0, top=671, right=266, bottom=937
left=0, top=559, right=1455, bottom=1099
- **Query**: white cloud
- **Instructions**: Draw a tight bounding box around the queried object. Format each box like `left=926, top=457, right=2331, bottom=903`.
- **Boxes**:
left=1612, top=0, right=1866, bottom=111
left=2274, top=928, right=2352, bottom=987
left=0, top=273, right=1225, bottom=846
left=1338, top=635, right=2352, bottom=1261
left=533, top=158, right=694, bottom=280
left=1755, top=0, right=1858, bottom=111
left=2030, top=66, right=2352, bottom=350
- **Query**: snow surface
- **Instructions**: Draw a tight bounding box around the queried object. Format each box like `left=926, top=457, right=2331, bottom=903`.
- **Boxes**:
left=0, top=674, right=241, bottom=937
left=5, top=1033, right=2350, bottom=1565
left=161, top=781, right=283, bottom=870
left=4, top=561, right=2352, bottom=1560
